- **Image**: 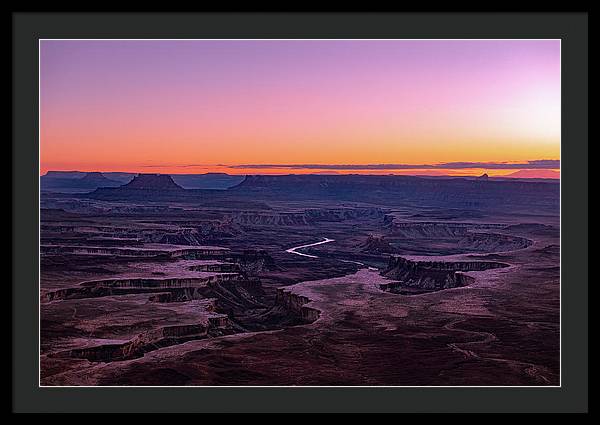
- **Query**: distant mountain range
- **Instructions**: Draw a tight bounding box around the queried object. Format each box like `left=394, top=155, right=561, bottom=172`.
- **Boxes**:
left=41, top=171, right=123, bottom=193
left=68, top=172, right=559, bottom=215
left=41, top=170, right=559, bottom=205
left=41, top=171, right=245, bottom=192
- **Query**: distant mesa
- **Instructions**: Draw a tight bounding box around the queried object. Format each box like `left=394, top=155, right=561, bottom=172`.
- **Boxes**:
left=171, top=173, right=245, bottom=189
left=121, top=173, right=184, bottom=190
left=41, top=171, right=122, bottom=193
left=79, top=172, right=120, bottom=185
left=229, top=174, right=558, bottom=213
left=505, top=169, right=560, bottom=179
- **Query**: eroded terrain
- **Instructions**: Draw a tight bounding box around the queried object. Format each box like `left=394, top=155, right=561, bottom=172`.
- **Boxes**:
left=40, top=174, right=560, bottom=385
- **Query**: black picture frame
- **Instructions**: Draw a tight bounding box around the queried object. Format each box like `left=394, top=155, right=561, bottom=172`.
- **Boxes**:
left=12, top=12, right=588, bottom=413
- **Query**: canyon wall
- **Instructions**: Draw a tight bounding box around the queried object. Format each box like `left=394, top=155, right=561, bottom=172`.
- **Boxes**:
left=381, top=256, right=509, bottom=292
left=275, top=288, right=320, bottom=323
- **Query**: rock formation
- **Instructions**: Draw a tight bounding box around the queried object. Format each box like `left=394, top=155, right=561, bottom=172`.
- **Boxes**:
left=275, top=288, right=320, bottom=323
left=360, top=235, right=398, bottom=254
left=381, top=255, right=509, bottom=292
left=121, top=173, right=184, bottom=190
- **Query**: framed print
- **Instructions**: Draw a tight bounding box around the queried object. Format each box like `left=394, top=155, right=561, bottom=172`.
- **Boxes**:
left=12, top=11, right=588, bottom=413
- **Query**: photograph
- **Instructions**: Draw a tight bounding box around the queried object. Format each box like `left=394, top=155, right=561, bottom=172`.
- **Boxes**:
left=37, top=39, right=562, bottom=387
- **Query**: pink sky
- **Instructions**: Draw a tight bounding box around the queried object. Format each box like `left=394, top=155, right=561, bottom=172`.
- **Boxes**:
left=40, top=40, right=561, bottom=177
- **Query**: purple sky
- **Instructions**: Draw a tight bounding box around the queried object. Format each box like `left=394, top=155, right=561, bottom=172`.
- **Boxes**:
left=40, top=40, right=561, bottom=176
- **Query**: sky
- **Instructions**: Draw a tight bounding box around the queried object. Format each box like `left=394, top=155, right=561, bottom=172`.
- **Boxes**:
left=40, top=40, right=561, bottom=177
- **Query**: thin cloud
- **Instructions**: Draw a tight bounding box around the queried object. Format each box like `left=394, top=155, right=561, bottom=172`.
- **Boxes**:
left=139, top=164, right=226, bottom=168
left=228, top=160, right=560, bottom=171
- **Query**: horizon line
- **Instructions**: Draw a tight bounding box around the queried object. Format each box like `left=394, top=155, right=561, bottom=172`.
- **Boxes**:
left=40, top=169, right=561, bottom=180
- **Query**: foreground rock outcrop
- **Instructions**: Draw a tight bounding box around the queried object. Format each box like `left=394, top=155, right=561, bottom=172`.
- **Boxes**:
left=61, top=314, right=232, bottom=362
left=275, top=288, right=320, bottom=323
left=360, top=235, right=398, bottom=254
left=381, top=256, right=509, bottom=293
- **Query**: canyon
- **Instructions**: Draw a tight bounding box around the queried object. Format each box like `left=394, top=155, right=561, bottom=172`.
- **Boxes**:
left=40, top=173, right=560, bottom=385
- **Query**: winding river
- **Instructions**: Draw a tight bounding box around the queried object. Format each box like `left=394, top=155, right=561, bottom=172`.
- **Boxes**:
left=286, top=237, right=379, bottom=271
left=285, top=237, right=335, bottom=258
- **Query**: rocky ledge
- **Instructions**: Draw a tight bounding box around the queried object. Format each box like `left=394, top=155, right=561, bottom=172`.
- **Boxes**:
left=381, top=255, right=509, bottom=293
left=275, top=288, right=320, bottom=323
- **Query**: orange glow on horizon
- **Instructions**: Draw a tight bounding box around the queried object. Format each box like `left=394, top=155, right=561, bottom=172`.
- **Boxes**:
left=39, top=163, right=560, bottom=179
left=40, top=40, right=560, bottom=178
